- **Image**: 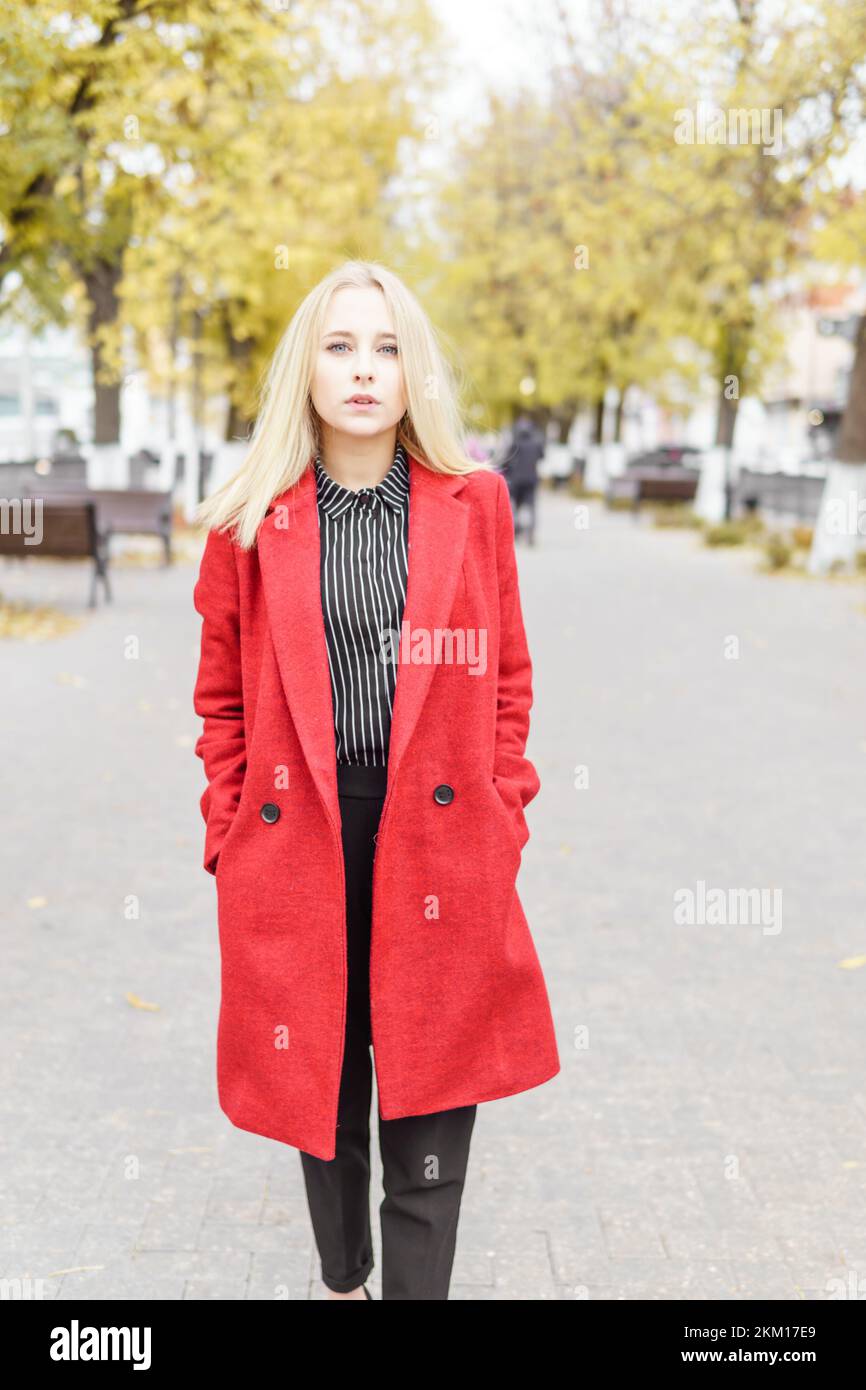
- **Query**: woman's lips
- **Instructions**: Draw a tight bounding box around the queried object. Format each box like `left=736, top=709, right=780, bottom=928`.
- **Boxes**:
left=346, top=399, right=379, bottom=410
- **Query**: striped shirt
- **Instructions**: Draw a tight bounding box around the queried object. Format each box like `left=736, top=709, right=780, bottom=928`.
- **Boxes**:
left=314, top=442, right=410, bottom=767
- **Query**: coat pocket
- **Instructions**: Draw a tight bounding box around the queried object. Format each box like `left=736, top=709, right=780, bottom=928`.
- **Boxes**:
left=488, top=780, right=522, bottom=860
left=213, top=804, right=243, bottom=879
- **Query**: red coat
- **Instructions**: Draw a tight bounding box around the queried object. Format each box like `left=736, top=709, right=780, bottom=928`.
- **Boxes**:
left=192, top=453, right=560, bottom=1160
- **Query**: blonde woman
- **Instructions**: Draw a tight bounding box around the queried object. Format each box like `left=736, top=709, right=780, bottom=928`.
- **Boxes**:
left=192, top=260, right=560, bottom=1301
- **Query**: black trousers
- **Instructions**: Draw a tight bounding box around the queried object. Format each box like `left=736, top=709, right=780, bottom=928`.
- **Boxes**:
left=299, top=761, right=477, bottom=1300
left=508, top=478, right=538, bottom=542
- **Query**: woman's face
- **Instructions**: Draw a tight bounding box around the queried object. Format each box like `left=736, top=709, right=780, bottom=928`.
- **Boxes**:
left=310, top=285, right=407, bottom=444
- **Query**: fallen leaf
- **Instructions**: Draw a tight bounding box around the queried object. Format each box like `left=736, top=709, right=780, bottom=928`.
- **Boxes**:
left=0, top=598, right=82, bottom=642
left=125, top=992, right=160, bottom=1011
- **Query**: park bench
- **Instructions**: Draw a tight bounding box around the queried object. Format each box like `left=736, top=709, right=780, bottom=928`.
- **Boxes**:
left=606, top=466, right=700, bottom=511
left=0, top=456, right=89, bottom=494
left=636, top=469, right=700, bottom=504
left=19, top=485, right=174, bottom=563
left=0, top=499, right=110, bottom=607
left=733, top=469, right=825, bottom=522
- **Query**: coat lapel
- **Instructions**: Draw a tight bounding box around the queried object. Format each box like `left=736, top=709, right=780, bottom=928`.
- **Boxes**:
left=258, top=452, right=470, bottom=832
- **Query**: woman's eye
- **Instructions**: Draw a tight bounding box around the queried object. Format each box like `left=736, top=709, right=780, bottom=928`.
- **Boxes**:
left=325, top=342, right=398, bottom=354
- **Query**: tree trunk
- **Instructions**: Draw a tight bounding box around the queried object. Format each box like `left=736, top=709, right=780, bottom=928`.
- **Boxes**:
left=714, top=317, right=749, bottom=452
left=715, top=387, right=739, bottom=450
left=226, top=393, right=254, bottom=442
left=83, top=258, right=123, bottom=445
left=222, top=310, right=255, bottom=441
left=593, top=394, right=606, bottom=446
left=551, top=405, right=575, bottom=443
left=837, top=313, right=866, bottom=463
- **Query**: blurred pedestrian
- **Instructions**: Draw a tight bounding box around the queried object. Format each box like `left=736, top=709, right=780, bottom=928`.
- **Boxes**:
left=501, top=412, right=545, bottom=544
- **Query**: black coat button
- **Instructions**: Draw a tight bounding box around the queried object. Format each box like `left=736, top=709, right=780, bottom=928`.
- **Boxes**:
left=260, top=802, right=280, bottom=823
left=433, top=783, right=454, bottom=805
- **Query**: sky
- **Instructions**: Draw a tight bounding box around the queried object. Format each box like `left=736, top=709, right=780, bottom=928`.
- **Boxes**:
left=427, top=0, right=559, bottom=122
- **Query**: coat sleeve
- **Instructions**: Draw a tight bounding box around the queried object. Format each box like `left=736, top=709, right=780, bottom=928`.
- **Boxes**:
left=492, top=470, right=541, bottom=850
left=192, top=525, right=247, bottom=875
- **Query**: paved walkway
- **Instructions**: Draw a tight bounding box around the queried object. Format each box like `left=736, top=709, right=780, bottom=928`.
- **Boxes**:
left=2, top=494, right=865, bottom=1299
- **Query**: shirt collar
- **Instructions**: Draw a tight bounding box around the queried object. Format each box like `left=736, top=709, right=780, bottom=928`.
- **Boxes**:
left=314, top=442, right=409, bottom=520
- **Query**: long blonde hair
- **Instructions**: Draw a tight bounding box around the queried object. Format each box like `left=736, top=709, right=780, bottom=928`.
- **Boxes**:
left=195, top=259, right=489, bottom=549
